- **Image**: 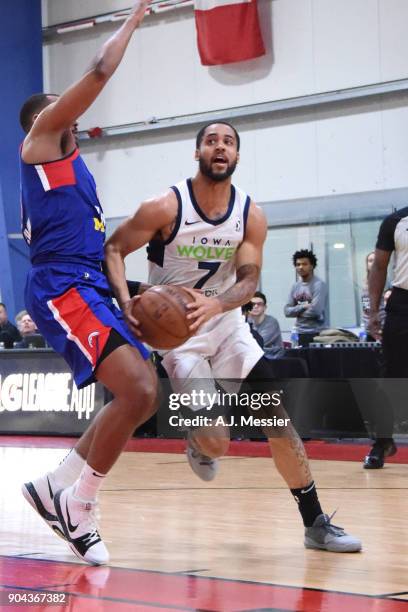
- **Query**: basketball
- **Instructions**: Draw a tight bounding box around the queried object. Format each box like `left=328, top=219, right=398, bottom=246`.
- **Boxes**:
left=131, top=285, right=195, bottom=349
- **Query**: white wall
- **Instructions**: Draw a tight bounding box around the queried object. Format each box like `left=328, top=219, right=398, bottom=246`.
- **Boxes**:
left=43, top=0, right=408, bottom=126
left=42, top=0, right=408, bottom=209
left=79, top=96, right=408, bottom=218
left=43, top=0, right=138, bottom=25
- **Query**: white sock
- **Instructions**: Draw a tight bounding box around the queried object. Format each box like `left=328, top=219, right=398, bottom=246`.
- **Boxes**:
left=74, top=463, right=106, bottom=502
left=52, top=449, right=85, bottom=489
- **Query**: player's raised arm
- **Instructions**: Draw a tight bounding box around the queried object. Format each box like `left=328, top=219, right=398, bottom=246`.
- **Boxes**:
left=27, top=0, right=148, bottom=139
left=104, top=190, right=178, bottom=314
left=186, top=203, right=267, bottom=331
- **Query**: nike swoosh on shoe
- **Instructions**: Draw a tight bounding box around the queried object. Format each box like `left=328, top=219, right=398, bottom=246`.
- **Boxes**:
left=66, top=500, right=80, bottom=533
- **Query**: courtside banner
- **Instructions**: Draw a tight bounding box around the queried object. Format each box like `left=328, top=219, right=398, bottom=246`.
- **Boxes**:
left=194, top=0, right=265, bottom=66
left=0, top=350, right=104, bottom=435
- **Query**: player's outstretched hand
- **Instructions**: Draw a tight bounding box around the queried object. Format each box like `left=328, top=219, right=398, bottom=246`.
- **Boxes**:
left=184, top=290, right=223, bottom=332
left=128, top=0, right=150, bottom=28
left=123, top=296, right=143, bottom=338
left=367, top=311, right=382, bottom=341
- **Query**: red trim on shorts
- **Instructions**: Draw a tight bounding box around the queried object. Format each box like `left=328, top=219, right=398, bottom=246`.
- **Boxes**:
left=49, top=287, right=111, bottom=367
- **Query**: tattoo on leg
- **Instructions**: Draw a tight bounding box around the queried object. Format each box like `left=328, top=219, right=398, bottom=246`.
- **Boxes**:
left=288, top=427, right=312, bottom=483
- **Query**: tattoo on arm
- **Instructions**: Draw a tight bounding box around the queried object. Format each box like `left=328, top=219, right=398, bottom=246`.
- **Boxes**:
left=218, top=264, right=260, bottom=312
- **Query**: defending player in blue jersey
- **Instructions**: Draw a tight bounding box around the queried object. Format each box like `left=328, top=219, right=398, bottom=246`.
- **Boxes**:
left=19, top=0, right=157, bottom=566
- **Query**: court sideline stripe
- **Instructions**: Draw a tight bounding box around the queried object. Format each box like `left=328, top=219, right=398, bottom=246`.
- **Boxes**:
left=0, top=554, right=405, bottom=603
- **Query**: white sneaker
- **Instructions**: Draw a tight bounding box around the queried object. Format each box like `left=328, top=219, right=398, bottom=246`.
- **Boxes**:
left=22, top=473, right=65, bottom=540
left=54, top=485, right=109, bottom=566
left=186, top=439, right=219, bottom=482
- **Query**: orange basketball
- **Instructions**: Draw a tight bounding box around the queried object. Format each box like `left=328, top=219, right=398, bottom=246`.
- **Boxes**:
left=131, top=285, right=195, bottom=349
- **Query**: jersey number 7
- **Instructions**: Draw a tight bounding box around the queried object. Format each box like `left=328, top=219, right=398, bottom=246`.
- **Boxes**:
left=193, top=262, right=221, bottom=289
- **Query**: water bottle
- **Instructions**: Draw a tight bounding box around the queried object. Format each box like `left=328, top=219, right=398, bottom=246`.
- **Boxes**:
left=290, top=329, right=299, bottom=348
left=359, top=330, right=367, bottom=343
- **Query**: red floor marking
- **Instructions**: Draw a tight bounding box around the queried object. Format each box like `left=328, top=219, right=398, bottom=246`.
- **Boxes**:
left=1, top=435, right=407, bottom=464
left=0, top=556, right=406, bottom=612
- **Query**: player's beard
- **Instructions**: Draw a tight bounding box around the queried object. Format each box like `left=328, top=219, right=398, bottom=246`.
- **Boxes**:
left=199, top=157, right=238, bottom=182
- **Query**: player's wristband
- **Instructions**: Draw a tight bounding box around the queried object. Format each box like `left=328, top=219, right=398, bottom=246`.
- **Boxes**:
left=127, top=280, right=141, bottom=297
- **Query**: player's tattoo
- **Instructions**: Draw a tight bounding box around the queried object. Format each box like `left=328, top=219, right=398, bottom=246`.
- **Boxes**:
left=288, top=429, right=313, bottom=482
left=218, top=263, right=260, bottom=311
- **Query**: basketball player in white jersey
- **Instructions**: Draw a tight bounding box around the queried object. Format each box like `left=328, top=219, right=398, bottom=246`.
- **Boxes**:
left=105, top=122, right=361, bottom=552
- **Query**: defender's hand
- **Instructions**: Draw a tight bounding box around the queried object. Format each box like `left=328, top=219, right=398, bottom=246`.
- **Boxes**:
left=123, top=296, right=143, bottom=338
left=128, top=0, right=150, bottom=28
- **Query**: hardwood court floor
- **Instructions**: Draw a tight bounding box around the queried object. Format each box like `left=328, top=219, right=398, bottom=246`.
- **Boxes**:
left=1, top=444, right=407, bottom=610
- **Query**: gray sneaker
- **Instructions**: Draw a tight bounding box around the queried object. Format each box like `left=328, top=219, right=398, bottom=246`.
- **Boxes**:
left=186, top=439, right=219, bottom=482
left=304, top=512, right=362, bottom=552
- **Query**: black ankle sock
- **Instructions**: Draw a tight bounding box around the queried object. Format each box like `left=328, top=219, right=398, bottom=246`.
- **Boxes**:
left=290, top=481, right=323, bottom=527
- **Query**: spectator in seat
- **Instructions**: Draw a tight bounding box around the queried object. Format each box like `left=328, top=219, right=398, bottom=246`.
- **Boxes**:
left=0, top=302, right=21, bottom=348
left=16, top=310, right=37, bottom=334
left=241, top=301, right=264, bottom=349
left=248, top=291, right=284, bottom=359
left=14, top=310, right=46, bottom=348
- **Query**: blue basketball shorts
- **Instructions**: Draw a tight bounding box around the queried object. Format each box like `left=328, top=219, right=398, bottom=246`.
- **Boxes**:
left=25, top=263, right=149, bottom=389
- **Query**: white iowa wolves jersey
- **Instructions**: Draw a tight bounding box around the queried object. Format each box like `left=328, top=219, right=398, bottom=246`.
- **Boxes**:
left=148, top=178, right=251, bottom=297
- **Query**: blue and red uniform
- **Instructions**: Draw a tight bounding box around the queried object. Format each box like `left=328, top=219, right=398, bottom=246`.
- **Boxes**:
left=21, top=148, right=149, bottom=389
